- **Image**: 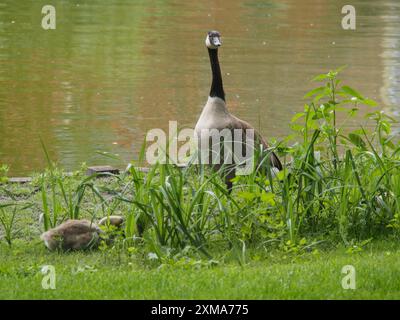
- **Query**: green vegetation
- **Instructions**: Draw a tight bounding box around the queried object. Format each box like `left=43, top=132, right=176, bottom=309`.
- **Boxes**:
left=0, top=241, right=399, bottom=299
left=1, top=69, right=400, bottom=299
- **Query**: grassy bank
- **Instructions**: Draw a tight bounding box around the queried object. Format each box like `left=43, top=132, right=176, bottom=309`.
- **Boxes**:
left=1, top=68, right=400, bottom=299
left=1, top=241, right=399, bottom=299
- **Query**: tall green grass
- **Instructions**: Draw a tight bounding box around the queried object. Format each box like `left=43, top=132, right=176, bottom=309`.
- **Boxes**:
left=0, top=203, right=32, bottom=247
left=30, top=68, right=400, bottom=260
left=38, top=140, right=110, bottom=230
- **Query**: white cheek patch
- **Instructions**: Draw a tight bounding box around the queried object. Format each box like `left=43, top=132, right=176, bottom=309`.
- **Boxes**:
left=205, top=36, right=212, bottom=48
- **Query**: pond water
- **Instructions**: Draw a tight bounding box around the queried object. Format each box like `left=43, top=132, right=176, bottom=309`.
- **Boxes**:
left=0, top=0, right=399, bottom=175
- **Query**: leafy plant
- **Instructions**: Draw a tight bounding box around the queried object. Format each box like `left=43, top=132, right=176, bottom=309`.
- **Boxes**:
left=38, top=140, right=109, bottom=231
left=0, top=203, right=32, bottom=247
left=0, top=165, right=9, bottom=184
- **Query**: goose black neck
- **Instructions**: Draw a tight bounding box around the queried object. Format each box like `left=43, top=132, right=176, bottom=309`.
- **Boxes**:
left=208, top=48, right=225, bottom=101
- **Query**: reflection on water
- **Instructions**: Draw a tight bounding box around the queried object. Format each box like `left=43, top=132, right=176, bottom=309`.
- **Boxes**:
left=0, top=0, right=399, bottom=175
left=380, top=10, right=400, bottom=111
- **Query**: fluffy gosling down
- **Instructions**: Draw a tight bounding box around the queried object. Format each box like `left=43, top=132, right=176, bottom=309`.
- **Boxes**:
left=40, top=215, right=124, bottom=251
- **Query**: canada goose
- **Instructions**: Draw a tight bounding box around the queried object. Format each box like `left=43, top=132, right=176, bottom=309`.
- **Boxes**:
left=40, top=215, right=124, bottom=251
left=194, top=30, right=282, bottom=190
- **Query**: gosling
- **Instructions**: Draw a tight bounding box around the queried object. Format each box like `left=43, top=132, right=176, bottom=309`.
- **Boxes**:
left=40, top=215, right=124, bottom=251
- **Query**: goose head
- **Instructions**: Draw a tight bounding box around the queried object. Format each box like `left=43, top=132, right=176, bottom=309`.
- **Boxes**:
left=205, top=30, right=222, bottom=49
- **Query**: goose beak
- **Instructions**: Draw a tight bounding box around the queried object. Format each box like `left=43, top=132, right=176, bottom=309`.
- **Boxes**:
left=213, top=38, right=222, bottom=47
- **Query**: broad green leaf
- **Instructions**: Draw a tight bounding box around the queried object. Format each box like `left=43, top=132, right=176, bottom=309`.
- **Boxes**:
left=312, top=74, right=329, bottom=82
left=362, top=98, right=378, bottom=106
left=341, top=86, right=364, bottom=100
left=304, top=86, right=326, bottom=99
left=260, top=192, right=275, bottom=206
left=237, top=191, right=256, bottom=201
left=291, top=112, right=305, bottom=123
left=348, top=133, right=366, bottom=149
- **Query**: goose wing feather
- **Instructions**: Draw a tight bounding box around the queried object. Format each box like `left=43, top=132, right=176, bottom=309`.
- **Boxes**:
left=228, top=115, right=282, bottom=170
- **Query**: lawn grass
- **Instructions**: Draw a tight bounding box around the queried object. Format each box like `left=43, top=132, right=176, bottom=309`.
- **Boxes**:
left=1, top=240, right=399, bottom=299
